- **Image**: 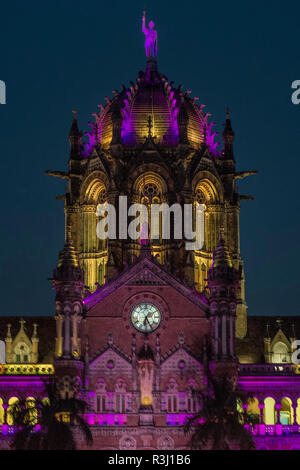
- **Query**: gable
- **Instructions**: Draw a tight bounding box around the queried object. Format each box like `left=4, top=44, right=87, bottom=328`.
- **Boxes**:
left=88, top=348, right=132, bottom=378
left=161, top=348, right=204, bottom=386
left=125, top=268, right=167, bottom=286
left=85, top=256, right=208, bottom=315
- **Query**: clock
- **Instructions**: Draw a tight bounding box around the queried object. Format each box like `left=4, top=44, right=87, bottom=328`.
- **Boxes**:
left=131, top=303, right=161, bottom=333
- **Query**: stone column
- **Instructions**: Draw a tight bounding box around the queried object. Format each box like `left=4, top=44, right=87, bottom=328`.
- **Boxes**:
left=63, top=311, right=71, bottom=358
left=259, top=404, right=265, bottom=424
left=55, top=315, right=63, bottom=358
left=222, top=315, right=227, bottom=356
left=275, top=404, right=281, bottom=424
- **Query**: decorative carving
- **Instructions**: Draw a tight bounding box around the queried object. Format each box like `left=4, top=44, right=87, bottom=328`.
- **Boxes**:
left=119, top=435, right=136, bottom=450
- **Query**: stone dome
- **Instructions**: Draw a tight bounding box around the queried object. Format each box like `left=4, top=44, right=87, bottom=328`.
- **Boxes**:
left=84, top=59, right=219, bottom=155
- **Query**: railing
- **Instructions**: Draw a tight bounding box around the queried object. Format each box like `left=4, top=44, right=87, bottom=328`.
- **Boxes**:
left=84, top=413, right=127, bottom=426
left=245, top=424, right=300, bottom=436
left=0, top=424, right=41, bottom=435
left=239, top=364, right=299, bottom=376
left=0, top=364, right=54, bottom=375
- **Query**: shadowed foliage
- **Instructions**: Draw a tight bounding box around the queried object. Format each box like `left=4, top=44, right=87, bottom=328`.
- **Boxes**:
left=8, top=378, right=93, bottom=450
left=184, top=371, right=256, bottom=450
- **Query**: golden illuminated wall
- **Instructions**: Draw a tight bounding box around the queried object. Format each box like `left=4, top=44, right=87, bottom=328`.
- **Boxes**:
left=66, top=171, right=108, bottom=293
left=192, top=176, right=247, bottom=339
left=68, top=166, right=246, bottom=338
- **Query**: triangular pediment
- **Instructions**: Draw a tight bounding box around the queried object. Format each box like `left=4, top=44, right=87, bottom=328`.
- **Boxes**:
left=125, top=267, right=167, bottom=286
left=84, top=255, right=209, bottom=313
left=160, top=347, right=204, bottom=384
left=89, top=347, right=132, bottom=375
left=270, top=329, right=291, bottom=350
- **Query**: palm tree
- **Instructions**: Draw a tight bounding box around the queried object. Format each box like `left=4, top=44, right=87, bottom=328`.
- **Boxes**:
left=184, top=371, right=256, bottom=450
left=8, top=378, right=93, bottom=450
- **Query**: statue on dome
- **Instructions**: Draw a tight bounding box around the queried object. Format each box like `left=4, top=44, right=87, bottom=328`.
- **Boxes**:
left=142, top=10, right=157, bottom=58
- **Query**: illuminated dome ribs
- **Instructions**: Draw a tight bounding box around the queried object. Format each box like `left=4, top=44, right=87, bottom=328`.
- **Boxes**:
left=121, top=83, right=179, bottom=147
left=82, top=61, right=221, bottom=156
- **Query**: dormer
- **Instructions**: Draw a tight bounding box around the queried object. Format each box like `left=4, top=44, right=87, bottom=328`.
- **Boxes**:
left=264, top=320, right=295, bottom=364
left=5, top=319, right=39, bottom=364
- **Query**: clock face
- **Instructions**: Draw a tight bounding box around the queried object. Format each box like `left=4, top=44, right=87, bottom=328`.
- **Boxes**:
left=131, top=303, right=161, bottom=333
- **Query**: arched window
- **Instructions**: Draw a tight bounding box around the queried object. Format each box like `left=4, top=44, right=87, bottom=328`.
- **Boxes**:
left=114, top=379, right=127, bottom=413
left=247, top=397, right=260, bottom=424
left=186, top=379, right=198, bottom=413
left=95, top=379, right=107, bottom=413
left=140, top=182, right=162, bottom=245
left=194, top=179, right=221, bottom=254
left=7, top=397, right=19, bottom=425
left=166, top=379, right=179, bottom=413
left=0, top=398, right=4, bottom=425
left=296, top=398, right=300, bottom=425
left=14, top=342, right=30, bottom=363
left=280, top=397, right=293, bottom=425
left=264, top=397, right=276, bottom=425
left=26, top=397, right=37, bottom=425
left=272, top=342, right=290, bottom=364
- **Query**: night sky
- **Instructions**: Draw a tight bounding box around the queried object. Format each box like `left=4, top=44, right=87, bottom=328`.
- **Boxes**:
left=0, top=0, right=299, bottom=317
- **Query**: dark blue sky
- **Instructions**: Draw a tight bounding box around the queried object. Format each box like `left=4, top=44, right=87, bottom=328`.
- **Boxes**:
left=0, top=0, right=299, bottom=317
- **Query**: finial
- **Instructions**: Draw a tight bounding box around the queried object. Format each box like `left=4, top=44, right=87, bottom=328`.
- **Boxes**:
left=32, top=323, right=38, bottom=338
left=276, top=319, right=283, bottom=330
left=108, top=332, right=114, bottom=346
left=178, top=332, right=185, bottom=346
left=72, top=109, right=77, bottom=119
left=20, top=318, right=26, bottom=330
left=226, top=107, right=230, bottom=120
left=6, top=323, right=11, bottom=338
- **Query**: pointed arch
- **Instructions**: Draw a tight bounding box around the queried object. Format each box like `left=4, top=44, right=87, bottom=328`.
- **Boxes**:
left=192, top=171, right=224, bottom=205
left=80, top=170, right=109, bottom=204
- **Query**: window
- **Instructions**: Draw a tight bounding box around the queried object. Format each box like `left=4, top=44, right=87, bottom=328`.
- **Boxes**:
left=96, top=395, right=106, bottom=412
left=167, top=395, right=178, bottom=413
left=115, top=394, right=126, bottom=413
left=272, top=342, right=290, bottom=364
left=114, top=378, right=127, bottom=413
left=166, top=379, right=179, bottom=413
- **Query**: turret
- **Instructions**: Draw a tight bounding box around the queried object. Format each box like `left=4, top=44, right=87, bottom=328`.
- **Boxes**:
left=222, top=107, right=235, bottom=162
left=207, top=230, right=241, bottom=362
left=52, top=231, right=85, bottom=360
left=68, top=109, right=82, bottom=161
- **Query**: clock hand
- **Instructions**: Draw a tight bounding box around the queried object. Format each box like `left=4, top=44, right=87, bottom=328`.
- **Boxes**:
left=142, top=313, right=151, bottom=327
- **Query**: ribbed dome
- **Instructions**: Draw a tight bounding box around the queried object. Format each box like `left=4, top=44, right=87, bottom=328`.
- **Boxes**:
left=84, top=59, right=219, bottom=155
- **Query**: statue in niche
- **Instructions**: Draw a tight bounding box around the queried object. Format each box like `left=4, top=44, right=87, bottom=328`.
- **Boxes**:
left=138, top=360, right=154, bottom=406
left=142, top=10, right=158, bottom=58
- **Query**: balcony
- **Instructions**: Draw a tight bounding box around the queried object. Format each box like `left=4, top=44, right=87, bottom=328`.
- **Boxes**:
left=84, top=413, right=127, bottom=426
left=239, top=364, right=300, bottom=376
left=245, top=424, right=300, bottom=436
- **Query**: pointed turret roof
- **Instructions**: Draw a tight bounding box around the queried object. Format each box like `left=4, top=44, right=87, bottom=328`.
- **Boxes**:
left=53, top=231, right=84, bottom=283
left=212, top=229, right=232, bottom=269
left=57, top=230, right=79, bottom=269
left=68, top=109, right=80, bottom=138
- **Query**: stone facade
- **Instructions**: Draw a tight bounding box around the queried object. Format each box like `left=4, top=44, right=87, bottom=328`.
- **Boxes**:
left=0, top=52, right=299, bottom=451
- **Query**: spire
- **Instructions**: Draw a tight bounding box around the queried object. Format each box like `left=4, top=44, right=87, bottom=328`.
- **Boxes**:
left=57, top=235, right=79, bottom=269
left=222, top=107, right=235, bottom=160
left=68, top=109, right=82, bottom=159
left=53, top=232, right=84, bottom=284
left=212, top=228, right=233, bottom=269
